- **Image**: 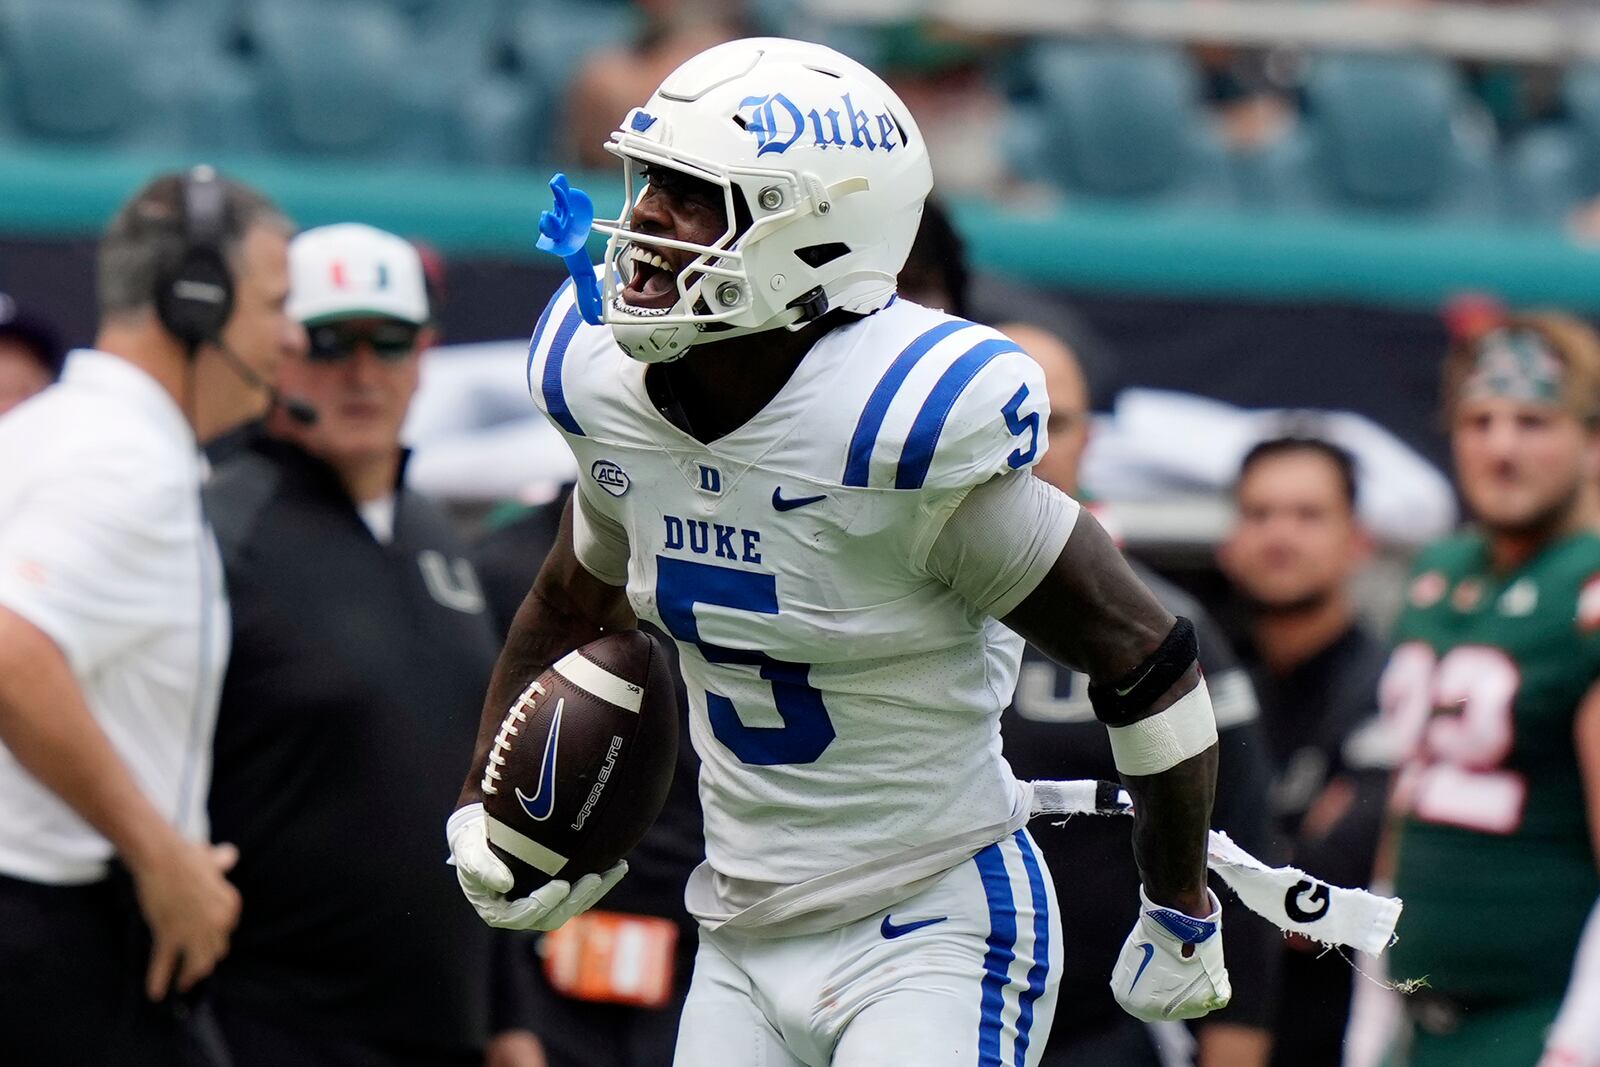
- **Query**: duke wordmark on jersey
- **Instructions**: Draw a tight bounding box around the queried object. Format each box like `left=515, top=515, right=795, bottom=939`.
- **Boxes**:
left=663, top=515, right=763, bottom=565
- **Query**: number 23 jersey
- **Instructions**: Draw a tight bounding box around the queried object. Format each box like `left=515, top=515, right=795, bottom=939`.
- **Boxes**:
left=1383, top=530, right=1600, bottom=1001
left=526, top=286, right=1058, bottom=912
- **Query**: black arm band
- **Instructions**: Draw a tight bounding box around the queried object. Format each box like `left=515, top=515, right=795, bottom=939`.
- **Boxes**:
left=1086, top=616, right=1198, bottom=728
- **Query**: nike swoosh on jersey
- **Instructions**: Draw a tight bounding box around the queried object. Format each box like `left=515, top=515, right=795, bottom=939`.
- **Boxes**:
left=1129, top=942, right=1156, bottom=991
left=515, top=698, right=563, bottom=822
left=772, top=487, right=827, bottom=512
left=880, top=914, right=948, bottom=939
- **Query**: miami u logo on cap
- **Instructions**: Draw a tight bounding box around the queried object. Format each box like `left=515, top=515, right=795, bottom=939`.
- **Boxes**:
left=329, top=261, right=390, bottom=291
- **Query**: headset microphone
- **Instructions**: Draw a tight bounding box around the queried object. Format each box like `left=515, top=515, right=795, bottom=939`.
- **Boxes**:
left=214, top=341, right=319, bottom=426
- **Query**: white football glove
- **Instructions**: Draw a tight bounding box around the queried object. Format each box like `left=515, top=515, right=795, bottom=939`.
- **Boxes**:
left=1111, top=886, right=1232, bottom=1022
left=445, top=803, right=627, bottom=931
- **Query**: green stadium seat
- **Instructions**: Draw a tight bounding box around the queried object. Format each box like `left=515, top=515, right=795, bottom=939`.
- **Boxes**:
left=1503, top=65, right=1600, bottom=227
left=392, top=0, right=501, bottom=91
left=246, top=1, right=453, bottom=162
left=1252, top=54, right=1499, bottom=219
left=1018, top=43, right=1236, bottom=207
left=1504, top=125, right=1585, bottom=227
left=0, top=0, right=143, bottom=142
left=504, top=0, right=641, bottom=112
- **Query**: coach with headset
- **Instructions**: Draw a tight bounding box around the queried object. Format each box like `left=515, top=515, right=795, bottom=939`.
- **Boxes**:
left=0, top=168, right=304, bottom=1062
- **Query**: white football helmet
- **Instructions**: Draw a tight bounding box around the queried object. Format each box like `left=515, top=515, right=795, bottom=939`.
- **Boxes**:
left=593, top=37, right=933, bottom=363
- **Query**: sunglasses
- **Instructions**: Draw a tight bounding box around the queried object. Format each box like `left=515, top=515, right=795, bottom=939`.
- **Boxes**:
left=306, top=320, right=421, bottom=363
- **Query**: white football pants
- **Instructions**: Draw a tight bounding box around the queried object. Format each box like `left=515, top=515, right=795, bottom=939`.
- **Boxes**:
left=673, top=829, right=1062, bottom=1066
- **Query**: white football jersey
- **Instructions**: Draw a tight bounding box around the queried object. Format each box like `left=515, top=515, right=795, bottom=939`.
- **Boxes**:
left=527, top=285, right=1056, bottom=920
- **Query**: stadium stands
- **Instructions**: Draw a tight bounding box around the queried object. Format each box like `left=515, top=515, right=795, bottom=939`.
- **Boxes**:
left=1, top=1, right=1599, bottom=230
left=1019, top=42, right=1236, bottom=207
left=1249, top=54, right=1499, bottom=219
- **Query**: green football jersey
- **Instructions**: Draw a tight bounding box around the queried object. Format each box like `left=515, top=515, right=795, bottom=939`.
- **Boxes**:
left=1386, top=530, right=1600, bottom=1003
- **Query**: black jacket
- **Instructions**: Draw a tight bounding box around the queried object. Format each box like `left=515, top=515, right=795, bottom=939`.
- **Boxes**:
left=204, top=432, right=503, bottom=1055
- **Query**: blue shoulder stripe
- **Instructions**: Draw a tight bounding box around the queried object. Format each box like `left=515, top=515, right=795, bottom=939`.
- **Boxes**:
left=526, top=280, right=586, bottom=437
left=541, top=305, right=585, bottom=436
left=842, top=320, right=975, bottom=487
left=894, top=338, right=1023, bottom=490
left=1012, top=830, right=1052, bottom=1067
left=525, top=279, right=574, bottom=395
left=975, top=841, right=1017, bottom=1067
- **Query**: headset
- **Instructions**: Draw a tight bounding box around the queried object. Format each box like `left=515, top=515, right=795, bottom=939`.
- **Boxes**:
left=155, top=165, right=234, bottom=357
left=155, top=165, right=317, bottom=424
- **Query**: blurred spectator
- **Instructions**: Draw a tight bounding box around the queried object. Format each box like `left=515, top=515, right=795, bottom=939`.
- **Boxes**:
left=996, top=320, right=1278, bottom=1067
left=0, top=293, right=63, bottom=416
left=204, top=224, right=539, bottom=1066
left=471, top=494, right=705, bottom=1067
left=1216, top=437, right=1389, bottom=1067
left=880, top=24, right=1009, bottom=195
left=564, top=0, right=744, bottom=167
left=898, top=197, right=1123, bottom=407
left=1191, top=44, right=1296, bottom=151
left=0, top=169, right=297, bottom=1063
left=1376, top=313, right=1600, bottom=1067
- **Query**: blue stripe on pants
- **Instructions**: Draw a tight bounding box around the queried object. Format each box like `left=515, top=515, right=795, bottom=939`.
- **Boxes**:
left=1012, top=830, right=1051, bottom=1066
left=975, top=842, right=1018, bottom=1067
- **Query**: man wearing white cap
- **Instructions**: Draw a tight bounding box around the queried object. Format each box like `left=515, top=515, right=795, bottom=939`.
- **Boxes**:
left=202, top=224, right=543, bottom=1066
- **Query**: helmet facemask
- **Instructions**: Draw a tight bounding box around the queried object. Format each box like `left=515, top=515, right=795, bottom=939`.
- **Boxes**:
left=596, top=136, right=821, bottom=363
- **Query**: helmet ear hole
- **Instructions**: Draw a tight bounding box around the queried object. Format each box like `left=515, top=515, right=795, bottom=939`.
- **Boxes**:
left=794, top=243, right=850, bottom=269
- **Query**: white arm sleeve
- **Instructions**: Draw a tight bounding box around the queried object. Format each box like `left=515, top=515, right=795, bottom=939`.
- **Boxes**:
left=921, top=471, right=1080, bottom=619
left=570, top=486, right=630, bottom=587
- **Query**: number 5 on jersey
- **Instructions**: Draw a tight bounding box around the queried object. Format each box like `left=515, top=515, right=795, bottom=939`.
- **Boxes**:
left=655, top=557, right=836, bottom=766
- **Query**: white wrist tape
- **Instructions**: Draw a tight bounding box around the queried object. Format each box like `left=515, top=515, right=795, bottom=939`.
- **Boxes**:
left=1105, top=677, right=1218, bottom=776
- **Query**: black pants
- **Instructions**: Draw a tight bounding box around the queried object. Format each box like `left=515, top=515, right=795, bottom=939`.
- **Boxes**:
left=521, top=966, right=689, bottom=1067
left=1040, top=1011, right=1163, bottom=1067
left=1271, top=945, right=1354, bottom=1067
left=0, top=870, right=199, bottom=1066
left=212, top=1002, right=478, bottom=1067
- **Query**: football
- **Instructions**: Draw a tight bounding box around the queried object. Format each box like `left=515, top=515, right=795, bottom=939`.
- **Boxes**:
left=480, top=629, right=679, bottom=898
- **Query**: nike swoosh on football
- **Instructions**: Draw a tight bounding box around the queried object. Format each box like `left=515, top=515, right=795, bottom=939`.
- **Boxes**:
left=880, top=914, right=948, bottom=939
left=1129, top=942, right=1156, bottom=991
left=515, top=698, right=563, bottom=822
left=772, top=487, right=826, bottom=512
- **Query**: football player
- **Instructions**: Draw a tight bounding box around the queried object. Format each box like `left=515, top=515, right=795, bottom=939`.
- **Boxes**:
left=449, top=38, right=1230, bottom=1065
left=1377, top=313, right=1600, bottom=1067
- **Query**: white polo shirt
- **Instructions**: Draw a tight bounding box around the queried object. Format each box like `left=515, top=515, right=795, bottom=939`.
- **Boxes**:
left=0, top=350, right=229, bottom=885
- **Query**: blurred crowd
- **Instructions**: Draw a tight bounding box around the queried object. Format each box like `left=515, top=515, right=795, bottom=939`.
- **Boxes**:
left=5, top=1, right=1600, bottom=230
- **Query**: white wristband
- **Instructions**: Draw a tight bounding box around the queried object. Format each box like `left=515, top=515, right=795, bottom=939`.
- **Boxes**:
left=1105, top=677, right=1219, bottom=776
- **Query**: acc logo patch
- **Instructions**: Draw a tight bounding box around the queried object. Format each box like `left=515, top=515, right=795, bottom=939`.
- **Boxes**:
left=1408, top=571, right=1447, bottom=609
left=591, top=460, right=630, bottom=497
